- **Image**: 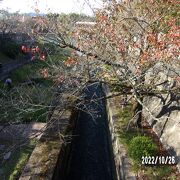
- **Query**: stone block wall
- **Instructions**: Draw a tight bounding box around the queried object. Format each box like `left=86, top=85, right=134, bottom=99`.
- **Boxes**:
left=143, top=63, right=180, bottom=172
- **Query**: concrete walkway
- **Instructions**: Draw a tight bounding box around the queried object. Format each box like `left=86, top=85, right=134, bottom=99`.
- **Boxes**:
left=0, top=123, right=46, bottom=141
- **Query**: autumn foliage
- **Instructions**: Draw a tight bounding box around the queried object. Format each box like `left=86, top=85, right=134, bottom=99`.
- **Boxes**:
left=69, top=0, right=179, bottom=86
left=30, top=0, right=179, bottom=93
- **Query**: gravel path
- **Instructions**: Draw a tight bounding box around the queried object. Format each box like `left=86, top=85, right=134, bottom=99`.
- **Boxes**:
left=66, top=82, right=115, bottom=180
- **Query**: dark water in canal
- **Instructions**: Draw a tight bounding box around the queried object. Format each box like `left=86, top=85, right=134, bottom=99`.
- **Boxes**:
left=55, top=82, right=116, bottom=180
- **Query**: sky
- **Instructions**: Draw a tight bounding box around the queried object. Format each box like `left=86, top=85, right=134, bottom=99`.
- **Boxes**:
left=0, top=0, right=103, bottom=15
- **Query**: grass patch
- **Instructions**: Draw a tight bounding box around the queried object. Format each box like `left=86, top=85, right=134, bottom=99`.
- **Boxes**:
left=10, top=61, right=48, bottom=84
left=0, top=61, right=53, bottom=123
left=116, top=104, right=140, bottom=147
left=0, top=52, right=12, bottom=64
left=0, top=140, right=36, bottom=180
left=22, top=107, right=48, bottom=123
left=0, top=84, right=53, bottom=123
left=132, top=165, right=176, bottom=180
left=0, top=48, right=70, bottom=124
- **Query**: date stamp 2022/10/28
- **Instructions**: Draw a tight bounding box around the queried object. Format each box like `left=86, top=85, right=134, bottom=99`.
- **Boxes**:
left=141, top=156, right=179, bottom=165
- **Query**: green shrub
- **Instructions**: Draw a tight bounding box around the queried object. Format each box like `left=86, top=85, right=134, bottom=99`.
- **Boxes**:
left=128, top=136, right=157, bottom=163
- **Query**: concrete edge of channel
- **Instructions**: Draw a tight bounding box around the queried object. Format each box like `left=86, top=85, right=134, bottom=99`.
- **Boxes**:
left=19, top=109, right=72, bottom=180
left=102, top=84, right=136, bottom=180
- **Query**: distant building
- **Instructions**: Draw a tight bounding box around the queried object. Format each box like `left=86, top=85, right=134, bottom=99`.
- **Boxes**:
left=75, top=21, right=96, bottom=26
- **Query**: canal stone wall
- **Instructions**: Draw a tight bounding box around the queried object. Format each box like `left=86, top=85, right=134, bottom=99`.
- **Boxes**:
left=20, top=83, right=136, bottom=180
left=143, top=63, right=180, bottom=172
left=103, top=84, right=136, bottom=180
left=19, top=83, right=118, bottom=180
left=19, top=109, right=72, bottom=180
